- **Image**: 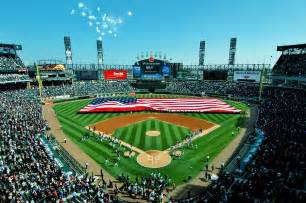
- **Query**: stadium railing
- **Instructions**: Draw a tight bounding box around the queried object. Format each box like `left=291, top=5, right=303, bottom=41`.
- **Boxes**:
left=49, top=134, right=87, bottom=175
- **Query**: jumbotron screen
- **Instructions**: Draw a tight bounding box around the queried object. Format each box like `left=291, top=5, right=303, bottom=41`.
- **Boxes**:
left=75, top=70, right=98, bottom=80
left=203, top=70, right=228, bottom=80
left=143, top=65, right=160, bottom=74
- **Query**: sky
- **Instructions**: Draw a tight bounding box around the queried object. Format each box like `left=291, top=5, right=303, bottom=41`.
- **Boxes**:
left=1, top=0, right=306, bottom=65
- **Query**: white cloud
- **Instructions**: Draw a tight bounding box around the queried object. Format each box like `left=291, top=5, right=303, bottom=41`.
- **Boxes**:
left=78, top=2, right=84, bottom=8
left=96, top=27, right=101, bottom=33
left=88, top=15, right=97, bottom=21
left=102, top=23, right=108, bottom=28
left=71, top=2, right=128, bottom=39
left=102, top=14, right=107, bottom=21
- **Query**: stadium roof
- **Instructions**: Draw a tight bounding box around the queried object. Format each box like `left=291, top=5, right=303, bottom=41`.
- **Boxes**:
left=0, top=43, right=22, bottom=50
left=277, top=44, right=306, bottom=51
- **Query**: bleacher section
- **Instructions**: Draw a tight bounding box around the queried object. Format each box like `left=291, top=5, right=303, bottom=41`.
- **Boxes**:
left=272, top=44, right=306, bottom=88
left=0, top=54, right=25, bottom=71
left=273, top=54, right=306, bottom=76
left=0, top=74, right=30, bottom=84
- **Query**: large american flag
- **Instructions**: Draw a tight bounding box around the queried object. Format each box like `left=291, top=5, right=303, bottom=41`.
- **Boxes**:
left=79, top=97, right=240, bottom=113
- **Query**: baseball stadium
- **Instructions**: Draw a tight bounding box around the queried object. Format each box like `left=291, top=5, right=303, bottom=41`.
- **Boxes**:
left=1, top=1, right=306, bottom=203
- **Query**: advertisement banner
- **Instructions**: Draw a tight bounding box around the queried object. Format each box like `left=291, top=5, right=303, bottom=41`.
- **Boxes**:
left=103, top=70, right=127, bottom=80
left=133, top=66, right=141, bottom=78
left=234, top=71, right=260, bottom=82
left=162, top=66, right=170, bottom=76
left=40, top=64, right=65, bottom=71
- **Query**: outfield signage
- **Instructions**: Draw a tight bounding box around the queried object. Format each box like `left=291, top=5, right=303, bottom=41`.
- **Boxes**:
left=103, top=70, right=127, bottom=80
left=233, top=71, right=260, bottom=82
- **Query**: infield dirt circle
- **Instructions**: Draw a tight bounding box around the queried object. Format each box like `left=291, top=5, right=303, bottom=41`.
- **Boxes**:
left=137, top=150, right=171, bottom=168
left=145, top=130, right=160, bottom=137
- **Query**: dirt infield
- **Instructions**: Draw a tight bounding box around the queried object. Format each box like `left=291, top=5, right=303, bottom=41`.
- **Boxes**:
left=137, top=150, right=172, bottom=168
left=88, top=113, right=216, bottom=135
left=145, top=130, right=160, bottom=137
left=86, top=113, right=219, bottom=168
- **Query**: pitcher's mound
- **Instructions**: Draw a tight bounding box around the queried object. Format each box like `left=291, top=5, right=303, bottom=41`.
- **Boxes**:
left=146, top=131, right=160, bottom=137
left=137, top=150, right=171, bottom=168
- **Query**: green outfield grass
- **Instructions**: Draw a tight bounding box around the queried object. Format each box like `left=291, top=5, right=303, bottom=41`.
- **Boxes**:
left=114, top=119, right=191, bottom=151
left=53, top=94, right=248, bottom=185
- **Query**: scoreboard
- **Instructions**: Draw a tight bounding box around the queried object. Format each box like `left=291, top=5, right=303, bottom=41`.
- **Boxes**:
left=133, top=57, right=171, bottom=80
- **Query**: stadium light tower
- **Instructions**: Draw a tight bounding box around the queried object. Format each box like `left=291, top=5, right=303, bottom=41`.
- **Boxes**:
left=64, top=36, right=73, bottom=65
left=199, top=40, right=206, bottom=66
left=97, top=40, right=103, bottom=65
left=228, top=38, right=237, bottom=65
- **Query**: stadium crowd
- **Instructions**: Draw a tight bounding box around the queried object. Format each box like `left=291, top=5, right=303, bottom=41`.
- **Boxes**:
left=37, top=80, right=260, bottom=100
left=42, top=81, right=135, bottom=97
left=273, top=54, right=306, bottom=76
left=165, top=81, right=260, bottom=99
left=0, top=90, right=119, bottom=202
left=118, top=172, right=172, bottom=202
left=0, top=74, right=30, bottom=83
left=0, top=55, right=25, bottom=71
left=177, top=87, right=306, bottom=202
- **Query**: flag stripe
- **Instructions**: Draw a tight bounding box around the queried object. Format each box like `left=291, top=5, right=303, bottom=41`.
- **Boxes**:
left=79, top=98, right=241, bottom=113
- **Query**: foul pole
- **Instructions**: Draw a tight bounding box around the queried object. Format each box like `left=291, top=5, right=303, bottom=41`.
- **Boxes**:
left=35, top=63, right=43, bottom=99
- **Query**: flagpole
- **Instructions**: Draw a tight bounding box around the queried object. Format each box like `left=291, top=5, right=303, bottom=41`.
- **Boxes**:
left=259, top=64, right=267, bottom=101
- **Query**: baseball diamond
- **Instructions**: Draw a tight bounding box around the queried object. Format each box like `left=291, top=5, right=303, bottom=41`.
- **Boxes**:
left=52, top=94, right=248, bottom=186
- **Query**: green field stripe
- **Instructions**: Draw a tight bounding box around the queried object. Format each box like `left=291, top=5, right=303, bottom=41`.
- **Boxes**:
left=174, top=123, right=185, bottom=145
left=126, top=123, right=138, bottom=146
left=167, top=125, right=181, bottom=145
left=122, top=123, right=133, bottom=141
left=140, top=119, right=151, bottom=149
left=78, top=114, right=95, bottom=126
left=162, top=122, right=174, bottom=149
left=201, top=114, right=217, bottom=123
left=213, top=114, right=226, bottom=123
left=146, top=120, right=156, bottom=150
left=143, top=121, right=152, bottom=150
left=134, top=122, right=145, bottom=149
left=57, top=101, right=87, bottom=115
left=154, top=120, right=163, bottom=150
left=62, top=102, right=84, bottom=114
left=134, top=123, right=144, bottom=149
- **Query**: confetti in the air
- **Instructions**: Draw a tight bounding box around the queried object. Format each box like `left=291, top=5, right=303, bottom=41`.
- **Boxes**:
left=78, top=2, right=84, bottom=8
left=88, top=15, right=97, bottom=21
left=71, top=2, right=134, bottom=39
